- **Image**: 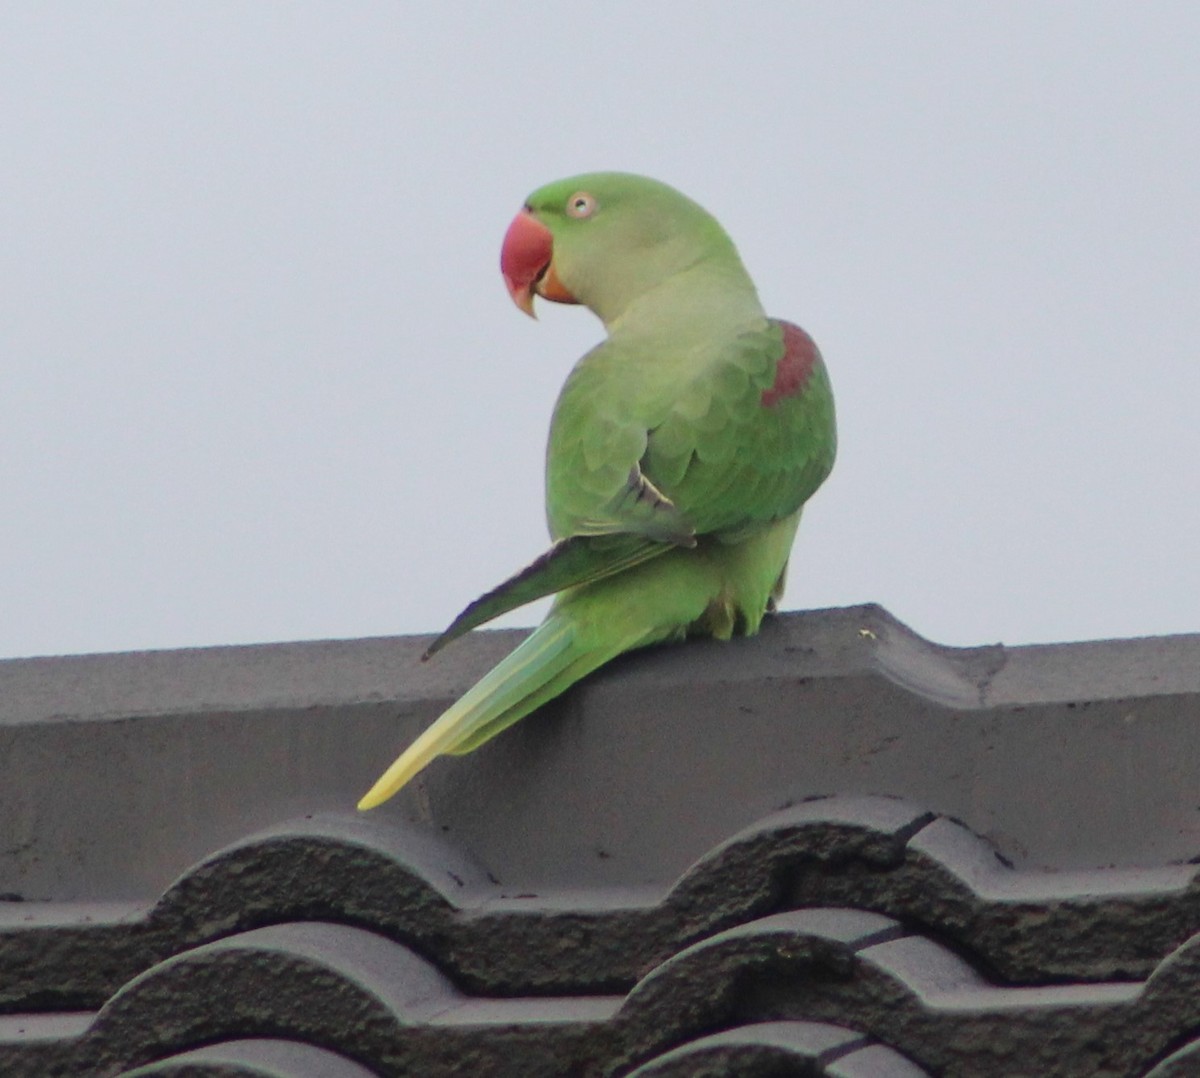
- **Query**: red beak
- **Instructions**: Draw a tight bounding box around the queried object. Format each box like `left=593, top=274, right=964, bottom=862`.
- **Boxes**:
left=500, top=208, right=577, bottom=318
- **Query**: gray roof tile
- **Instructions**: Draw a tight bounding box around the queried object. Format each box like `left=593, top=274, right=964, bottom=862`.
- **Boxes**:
left=3, top=606, right=1200, bottom=1075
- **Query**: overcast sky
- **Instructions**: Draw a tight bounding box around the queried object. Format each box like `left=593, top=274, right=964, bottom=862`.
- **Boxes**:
left=1, top=3, right=1197, bottom=660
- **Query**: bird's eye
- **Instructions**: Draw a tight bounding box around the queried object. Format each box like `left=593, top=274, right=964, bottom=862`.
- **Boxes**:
left=566, top=192, right=597, bottom=219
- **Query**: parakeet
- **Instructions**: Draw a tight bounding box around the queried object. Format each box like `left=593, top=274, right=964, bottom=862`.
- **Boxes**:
left=358, top=172, right=836, bottom=810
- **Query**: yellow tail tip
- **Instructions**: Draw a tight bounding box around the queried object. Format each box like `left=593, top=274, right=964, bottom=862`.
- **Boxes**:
left=356, top=770, right=409, bottom=810
left=356, top=746, right=431, bottom=810
left=356, top=788, right=387, bottom=812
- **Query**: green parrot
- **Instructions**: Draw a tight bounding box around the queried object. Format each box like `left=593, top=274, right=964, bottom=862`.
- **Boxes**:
left=358, top=172, right=836, bottom=810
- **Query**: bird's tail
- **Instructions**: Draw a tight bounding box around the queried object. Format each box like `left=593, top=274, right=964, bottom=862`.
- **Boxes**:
left=356, top=612, right=649, bottom=810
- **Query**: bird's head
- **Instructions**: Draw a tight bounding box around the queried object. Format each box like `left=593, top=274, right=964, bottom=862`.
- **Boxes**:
left=500, top=172, right=741, bottom=328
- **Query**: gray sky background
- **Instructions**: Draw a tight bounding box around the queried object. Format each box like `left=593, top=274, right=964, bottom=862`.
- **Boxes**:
left=2, top=3, right=1197, bottom=660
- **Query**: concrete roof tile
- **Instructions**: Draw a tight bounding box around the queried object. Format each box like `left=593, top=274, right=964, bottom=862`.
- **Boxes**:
left=122, top=1037, right=380, bottom=1077
left=627, top=1020, right=930, bottom=1076
left=3, top=606, right=1200, bottom=1075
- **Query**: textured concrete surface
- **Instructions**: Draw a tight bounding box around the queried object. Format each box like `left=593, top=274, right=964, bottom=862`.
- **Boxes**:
left=3, top=606, right=1200, bottom=1075
left=4, top=605, right=1200, bottom=902
left=625, top=1020, right=931, bottom=1076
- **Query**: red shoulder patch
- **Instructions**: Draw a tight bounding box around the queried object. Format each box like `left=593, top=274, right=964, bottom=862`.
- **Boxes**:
left=761, top=320, right=819, bottom=408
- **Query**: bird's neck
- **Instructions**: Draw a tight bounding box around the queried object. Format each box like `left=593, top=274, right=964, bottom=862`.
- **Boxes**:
left=599, top=259, right=765, bottom=341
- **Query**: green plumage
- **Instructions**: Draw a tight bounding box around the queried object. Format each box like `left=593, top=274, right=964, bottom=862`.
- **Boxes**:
left=359, top=173, right=836, bottom=809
